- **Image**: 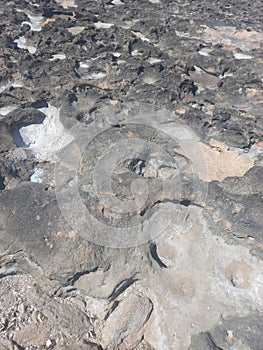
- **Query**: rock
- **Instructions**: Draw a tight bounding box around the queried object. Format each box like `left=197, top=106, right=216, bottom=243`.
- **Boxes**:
left=101, top=295, right=153, bottom=349
left=0, top=0, right=262, bottom=349
left=0, top=339, right=21, bottom=350
left=189, top=314, right=263, bottom=350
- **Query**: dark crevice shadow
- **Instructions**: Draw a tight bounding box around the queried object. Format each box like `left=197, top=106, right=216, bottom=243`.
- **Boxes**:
left=150, top=242, right=167, bottom=268
left=0, top=175, right=5, bottom=190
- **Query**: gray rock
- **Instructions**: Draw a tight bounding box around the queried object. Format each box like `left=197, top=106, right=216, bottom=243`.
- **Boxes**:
left=101, top=294, right=153, bottom=349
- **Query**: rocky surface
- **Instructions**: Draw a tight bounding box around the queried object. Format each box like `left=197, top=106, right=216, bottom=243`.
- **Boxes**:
left=0, top=0, right=263, bottom=349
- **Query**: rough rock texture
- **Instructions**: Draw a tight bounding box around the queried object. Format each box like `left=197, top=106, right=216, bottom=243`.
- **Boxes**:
left=0, top=0, right=263, bottom=349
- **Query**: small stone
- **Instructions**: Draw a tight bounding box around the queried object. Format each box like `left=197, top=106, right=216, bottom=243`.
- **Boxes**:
left=46, top=339, right=52, bottom=348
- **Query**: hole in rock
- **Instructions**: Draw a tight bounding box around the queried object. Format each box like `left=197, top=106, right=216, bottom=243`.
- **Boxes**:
left=129, top=158, right=146, bottom=176
left=180, top=199, right=191, bottom=207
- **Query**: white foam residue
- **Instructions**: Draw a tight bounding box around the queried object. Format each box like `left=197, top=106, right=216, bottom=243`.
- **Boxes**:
left=19, top=105, right=74, bottom=162
left=30, top=168, right=44, bottom=183
left=49, top=53, right=66, bottom=61
left=0, top=106, right=17, bottom=116
left=14, top=36, right=37, bottom=54
left=234, top=52, right=254, bottom=60
left=95, top=22, right=114, bottom=29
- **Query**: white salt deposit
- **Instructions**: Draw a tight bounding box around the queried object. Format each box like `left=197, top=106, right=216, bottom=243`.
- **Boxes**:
left=55, top=0, right=77, bottom=8
left=88, top=72, right=106, bottom=80
left=148, top=58, right=162, bottom=64
left=19, top=105, right=74, bottom=162
left=77, top=56, right=105, bottom=79
left=67, top=26, right=85, bottom=35
left=22, top=13, right=44, bottom=31
left=198, top=49, right=210, bottom=57
left=112, top=52, right=122, bottom=57
left=79, top=61, right=91, bottom=69
left=131, top=50, right=142, bottom=56
left=30, top=168, right=44, bottom=183
left=0, top=81, right=24, bottom=93
left=234, top=52, right=254, bottom=60
left=79, top=56, right=101, bottom=69
left=95, top=22, right=114, bottom=29
left=12, top=82, right=25, bottom=88
left=14, top=36, right=37, bottom=54
left=49, top=53, right=66, bottom=61
left=132, top=31, right=150, bottom=42
left=28, top=2, right=40, bottom=7
left=0, top=106, right=16, bottom=116
left=111, top=0, right=124, bottom=5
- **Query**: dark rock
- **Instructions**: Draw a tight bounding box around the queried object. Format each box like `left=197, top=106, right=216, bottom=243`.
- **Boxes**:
left=189, top=314, right=263, bottom=350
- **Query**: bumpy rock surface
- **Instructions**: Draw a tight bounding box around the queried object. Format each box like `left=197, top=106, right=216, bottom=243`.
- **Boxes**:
left=0, top=0, right=263, bottom=349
